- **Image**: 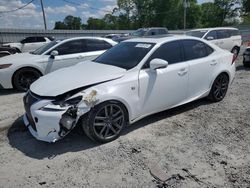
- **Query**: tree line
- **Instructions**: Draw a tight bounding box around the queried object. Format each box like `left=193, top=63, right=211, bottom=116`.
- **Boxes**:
left=54, top=0, right=250, bottom=30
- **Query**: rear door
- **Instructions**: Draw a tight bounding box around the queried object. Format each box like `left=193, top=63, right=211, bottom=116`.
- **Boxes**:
left=84, top=39, right=113, bottom=61
left=139, top=40, right=189, bottom=115
left=181, top=39, right=216, bottom=99
left=21, top=37, right=37, bottom=52
left=35, top=37, right=47, bottom=49
left=215, top=30, right=231, bottom=50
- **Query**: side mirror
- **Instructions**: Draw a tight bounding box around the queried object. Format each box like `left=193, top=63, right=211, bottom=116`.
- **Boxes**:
left=150, top=58, right=168, bottom=71
left=206, top=36, right=214, bottom=40
left=50, top=50, right=58, bottom=59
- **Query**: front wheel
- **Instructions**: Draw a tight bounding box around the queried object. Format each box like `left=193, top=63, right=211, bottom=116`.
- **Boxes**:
left=208, top=73, right=229, bottom=102
left=82, top=101, right=127, bottom=143
left=13, top=68, right=42, bottom=91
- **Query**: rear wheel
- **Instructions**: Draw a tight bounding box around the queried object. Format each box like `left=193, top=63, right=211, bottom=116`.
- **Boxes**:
left=208, top=73, right=229, bottom=102
left=13, top=68, right=42, bottom=91
left=82, top=101, right=127, bottom=143
left=243, top=58, right=249, bottom=67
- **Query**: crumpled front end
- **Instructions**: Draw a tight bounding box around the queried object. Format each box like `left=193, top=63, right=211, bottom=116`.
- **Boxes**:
left=23, top=90, right=98, bottom=142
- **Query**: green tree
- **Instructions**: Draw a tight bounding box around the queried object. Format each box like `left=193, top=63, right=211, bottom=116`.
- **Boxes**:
left=214, top=0, right=241, bottom=25
left=64, top=15, right=82, bottom=30
left=54, top=15, right=82, bottom=30
left=86, top=17, right=106, bottom=29
left=243, top=0, right=250, bottom=12
left=54, top=21, right=66, bottom=29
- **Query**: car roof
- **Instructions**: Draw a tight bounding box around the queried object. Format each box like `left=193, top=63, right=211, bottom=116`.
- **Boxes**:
left=58, top=36, right=115, bottom=43
left=188, top=27, right=239, bottom=32
left=123, top=35, right=204, bottom=45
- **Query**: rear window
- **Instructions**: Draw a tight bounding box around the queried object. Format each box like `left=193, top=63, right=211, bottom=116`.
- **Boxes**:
left=228, top=29, right=240, bottom=36
left=182, top=40, right=214, bottom=61
left=217, top=30, right=230, bottom=39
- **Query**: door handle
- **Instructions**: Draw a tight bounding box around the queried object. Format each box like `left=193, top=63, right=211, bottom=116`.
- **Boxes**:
left=210, top=60, right=217, bottom=66
left=178, top=68, right=188, bottom=76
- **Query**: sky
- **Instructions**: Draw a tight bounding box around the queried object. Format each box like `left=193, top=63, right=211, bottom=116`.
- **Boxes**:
left=0, top=0, right=208, bottom=29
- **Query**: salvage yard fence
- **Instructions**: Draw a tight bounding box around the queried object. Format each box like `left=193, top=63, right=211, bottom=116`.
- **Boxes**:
left=0, top=28, right=250, bottom=44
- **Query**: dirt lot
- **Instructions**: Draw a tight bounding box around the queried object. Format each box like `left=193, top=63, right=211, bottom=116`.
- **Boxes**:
left=0, top=59, right=249, bottom=188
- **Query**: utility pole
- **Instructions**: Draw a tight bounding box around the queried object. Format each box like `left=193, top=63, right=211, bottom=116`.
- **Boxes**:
left=183, top=0, right=187, bottom=29
left=40, top=0, right=47, bottom=30
left=183, top=0, right=190, bottom=29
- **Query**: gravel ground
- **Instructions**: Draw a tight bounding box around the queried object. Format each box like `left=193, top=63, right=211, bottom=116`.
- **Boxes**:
left=0, top=59, right=249, bottom=188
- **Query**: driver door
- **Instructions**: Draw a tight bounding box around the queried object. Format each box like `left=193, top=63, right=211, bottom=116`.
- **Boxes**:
left=138, top=41, right=189, bottom=115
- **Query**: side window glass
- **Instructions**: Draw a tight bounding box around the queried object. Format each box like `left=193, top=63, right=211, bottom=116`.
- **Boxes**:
left=205, top=30, right=217, bottom=40
left=144, top=41, right=182, bottom=68
left=54, top=40, right=87, bottom=55
left=86, top=39, right=112, bottom=51
left=182, top=40, right=213, bottom=61
left=228, top=29, right=240, bottom=36
left=23, top=37, right=36, bottom=43
left=159, top=29, right=167, bottom=35
left=217, top=30, right=230, bottom=39
left=36, top=37, right=46, bottom=42
left=150, top=29, right=157, bottom=35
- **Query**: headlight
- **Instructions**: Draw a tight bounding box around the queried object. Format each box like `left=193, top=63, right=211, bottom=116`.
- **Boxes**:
left=52, top=96, right=83, bottom=107
left=0, top=64, right=12, bottom=69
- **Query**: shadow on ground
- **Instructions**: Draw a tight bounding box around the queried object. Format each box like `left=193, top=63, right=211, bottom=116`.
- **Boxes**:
left=7, top=99, right=210, bottom=160
left=0, top=89, right=23, bottom=96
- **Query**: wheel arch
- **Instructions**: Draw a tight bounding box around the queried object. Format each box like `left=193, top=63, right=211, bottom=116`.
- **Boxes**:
left=94, top=99, right=130, bottom=123
left=231, top=45, right=240, bottom=52
left=209, top=71, right=230, bottom=90
left=11, top=66, right=43, bottom=88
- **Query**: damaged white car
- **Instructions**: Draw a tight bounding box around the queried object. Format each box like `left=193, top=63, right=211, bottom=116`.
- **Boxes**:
left=23, top=35, right=236, bottom=143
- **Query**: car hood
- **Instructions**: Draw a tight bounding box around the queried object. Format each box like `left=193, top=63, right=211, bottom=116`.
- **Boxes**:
left=0, top=52, right=41, bottom=65
left=30, top=61, right=126, bottom=97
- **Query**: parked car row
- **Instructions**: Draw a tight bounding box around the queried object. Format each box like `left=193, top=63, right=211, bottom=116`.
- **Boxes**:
left=0, top=37, right=116, bottom=91
left=21, top=35, right=235, bottom=143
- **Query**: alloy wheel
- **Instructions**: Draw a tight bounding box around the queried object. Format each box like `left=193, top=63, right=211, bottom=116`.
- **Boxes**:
left=93, top=104, right=125, bottom=140
left=212, top=74, right=229, bottom=101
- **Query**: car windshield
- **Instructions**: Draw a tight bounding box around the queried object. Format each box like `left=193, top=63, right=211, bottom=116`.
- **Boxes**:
left=186, top=30, right=208, bottom=38
left=31, top=40, right=59, bottom=55
left=130, top=29, right=147, bottom=36
left=95, top=42, right=155, bottom=70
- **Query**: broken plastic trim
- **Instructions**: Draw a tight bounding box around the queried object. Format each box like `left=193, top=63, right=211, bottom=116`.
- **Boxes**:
left=59, top=107, right=78, bottom=137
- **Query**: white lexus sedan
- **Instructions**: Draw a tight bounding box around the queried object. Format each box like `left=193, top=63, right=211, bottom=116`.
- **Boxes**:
left=0, top=37, right=116, bottom=91
left=23, top=35, right=235, bottom=143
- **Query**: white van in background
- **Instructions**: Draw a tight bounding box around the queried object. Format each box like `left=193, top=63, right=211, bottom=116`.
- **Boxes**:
left=186, top=27, right=242, bottom=56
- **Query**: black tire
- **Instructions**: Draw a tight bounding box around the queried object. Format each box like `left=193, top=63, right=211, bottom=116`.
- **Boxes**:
left=13, top=68, right=42, bottom=92
left=231, top=47, right=239, bottom=57
left=82, top=101, right=127, bottom=143
left=208, top=73, right=229, bottom=102
left=243, top=58, right=250, bottom=67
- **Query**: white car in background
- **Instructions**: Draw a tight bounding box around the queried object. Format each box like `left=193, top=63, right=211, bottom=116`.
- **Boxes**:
left=186, top=27, right=242, bottom=56
left=0, top=37, right=117, bottom=91
left=2, top=36, right=53, bottom=53
left=23, top=35, right=235, bottom=143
